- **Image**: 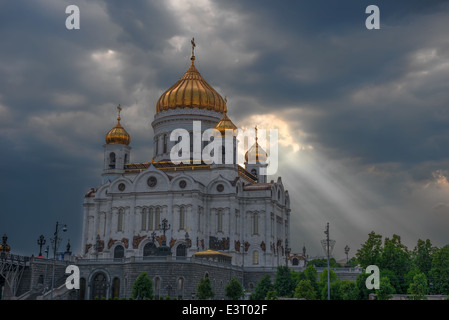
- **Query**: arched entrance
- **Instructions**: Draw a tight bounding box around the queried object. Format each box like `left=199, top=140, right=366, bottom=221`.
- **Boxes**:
left=91, top=272, right=108, bottom=299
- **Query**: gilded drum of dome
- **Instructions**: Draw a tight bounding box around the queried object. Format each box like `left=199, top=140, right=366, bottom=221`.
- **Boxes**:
left=156, top=60, right=226, bottom=114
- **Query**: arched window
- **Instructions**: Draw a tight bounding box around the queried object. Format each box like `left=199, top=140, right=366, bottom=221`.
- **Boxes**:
left=217, top=209, right=223, bottom=233
left=154, top=276, right=161, bottom=299
left=155, top=136, right=159, bottom=155
left=114, top=245, right=124, bottom=259
left=177, top=277, right=184, bottom=299
left=176, top=244, right=186, bottom=257
left=251, top=168, right=257, bottom=177
left=38, top=274, right=44, bottom=284
left=141, top=208, right=147, bottom=231
left=117, top=208, right=124, bottom=232
left=79, top=278, right=86, bottom=300
left=179, top=206, right=185, bottom=230
left=252, top=250, right=259, bottom=265
left=109, top=152, right=116, bottom=169
left=124, top=154, right=129, bottom=164
left=143, top=242, right=157, bottom=257
left=292, top=258, right=299, bottom=266
left=148, top=207, right=154, bottom=230
left=112, top=277, right=120, bottom=298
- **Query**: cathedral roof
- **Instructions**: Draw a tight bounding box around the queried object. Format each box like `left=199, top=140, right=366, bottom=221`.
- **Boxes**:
left=105, top=105, right=130, bottom=145
left=156, top=41, right=227, bottom=115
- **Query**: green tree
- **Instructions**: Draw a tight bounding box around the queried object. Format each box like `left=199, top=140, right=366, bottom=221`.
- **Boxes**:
left=429, top=245, right=449, bottom=294
left=380, top=234, right=411, bottom=293
left=274, top=266, right=296, bottom=297
left=294, top=279, right=316, bottom=300
left=356, top=231, right=383, bottom=268
left=318, top=268, right=337, bottom=300
left=197, top=277, right=215, bottom=300
left=225, top=278, right=244, bottom=300
left=356, top=272, right=372, bottom=300
left=375, top=276, right=395, bottom=300
left=336, top=280, right=359, bottom=300
left=266, top=290, right=278, bottom=300
left=131, top=272, right=154, bottom=300
left=308, top=258, right=338, bottom=268
left=412, top=239, right=435, bottom=276
left=251, top=275, right=273, bottom=300
left=303, top=264, right=318, bottom=292
left=407, top=272, right=428, bottom=300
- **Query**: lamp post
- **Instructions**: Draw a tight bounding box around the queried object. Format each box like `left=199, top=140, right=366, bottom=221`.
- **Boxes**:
left=159, top=218, right=170, bottom=246
left=37, top=235, right=46, bottom=256
left=344, top=245, right=350, bottom=265
left=50, top=221, right=67, bottom=300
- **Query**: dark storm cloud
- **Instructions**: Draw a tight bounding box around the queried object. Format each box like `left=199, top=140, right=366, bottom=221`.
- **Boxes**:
left=1, top=0, right=449, bottom=256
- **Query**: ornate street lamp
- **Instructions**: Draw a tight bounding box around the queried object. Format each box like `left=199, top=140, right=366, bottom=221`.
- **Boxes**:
left=159, top=218, right=170, bottom=246
left=37, top=235, right=46, bottom=257
left=344, top=245, right=350, bottom=264
left=321, top=222, right=335, bottom=301
left=50, top=221, right=67, bottom=300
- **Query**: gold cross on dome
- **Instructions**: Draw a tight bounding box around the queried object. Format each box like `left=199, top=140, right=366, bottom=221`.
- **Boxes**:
left=117, top=104, right=122, bottom=121
left=191, top=37, right=196, bottom=57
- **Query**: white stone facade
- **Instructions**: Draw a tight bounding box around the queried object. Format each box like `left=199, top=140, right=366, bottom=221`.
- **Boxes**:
left=81, top=66, right=291, bottom=269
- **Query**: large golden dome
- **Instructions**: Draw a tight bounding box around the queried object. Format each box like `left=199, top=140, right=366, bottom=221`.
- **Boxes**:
left=105, top=105, right=131, bottom=145
left=156, top=56, right=227, bottom=114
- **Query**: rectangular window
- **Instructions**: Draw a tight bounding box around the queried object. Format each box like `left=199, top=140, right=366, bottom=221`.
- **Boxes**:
left=148, top=208, right=154, bottom=230
left=179, top=207, right=185, bottom=230
left=117, top=209, right=124, bottom=232
left=155, top=208, right=161, bottom=230
left=253, top=213, right=258, bottom=235
left=217, top=210, right=223, bottom=233
left=141, top=209, right=147, bottom=231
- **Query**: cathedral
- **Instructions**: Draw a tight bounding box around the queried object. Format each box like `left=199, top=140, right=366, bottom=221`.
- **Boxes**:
left=81, top=43, right=291, bottom=269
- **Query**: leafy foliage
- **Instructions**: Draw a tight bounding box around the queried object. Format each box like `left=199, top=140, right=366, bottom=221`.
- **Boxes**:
left=197, top=277, right=215, bottom=300
left=225, top=278, right=244, bottom=300
left=273, top=266, right=296, bottom=297
left=294, top=279, right=316, bottom=300
left=131, top=272, right=153, bottom=300
left=250, top=275, right=273, bottom=300
left=407, top=272, right=428, bottom=300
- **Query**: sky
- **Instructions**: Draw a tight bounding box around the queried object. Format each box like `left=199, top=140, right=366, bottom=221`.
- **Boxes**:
left=1, top=0, right=449, bottom=260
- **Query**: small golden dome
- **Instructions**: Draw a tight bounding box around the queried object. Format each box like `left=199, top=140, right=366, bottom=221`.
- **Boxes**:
left=105, top=105, right=131, bottom=145
left=156, top=46, right=226, bottom=114
left=214, top=112, right=237, bottom=136
left=245, top=126, right=267, bottom=163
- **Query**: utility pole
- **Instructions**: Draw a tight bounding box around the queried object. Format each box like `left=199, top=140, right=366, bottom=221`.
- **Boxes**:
left=324, top=222, right=330, bottom=301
